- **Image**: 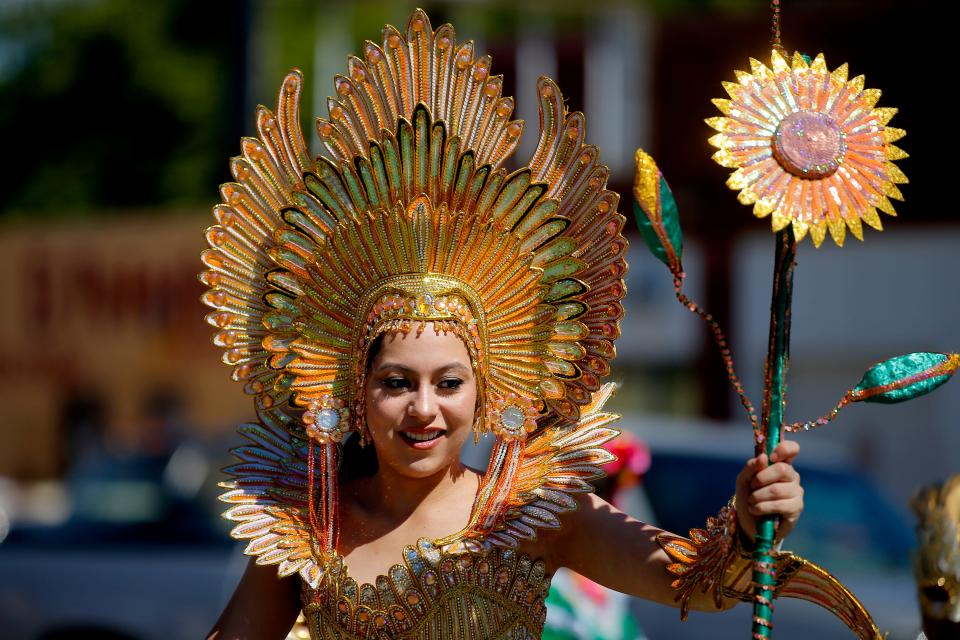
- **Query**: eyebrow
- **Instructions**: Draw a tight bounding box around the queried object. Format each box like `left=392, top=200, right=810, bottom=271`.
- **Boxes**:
left=374, top=362, right=472, bottom=375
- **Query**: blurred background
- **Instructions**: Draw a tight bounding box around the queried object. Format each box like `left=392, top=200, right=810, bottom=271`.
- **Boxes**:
left=0, top=0, right=954, bottom=638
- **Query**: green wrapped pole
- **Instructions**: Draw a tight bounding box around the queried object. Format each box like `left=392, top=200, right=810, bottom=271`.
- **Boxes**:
left=752, top=228, right=797, bottom=638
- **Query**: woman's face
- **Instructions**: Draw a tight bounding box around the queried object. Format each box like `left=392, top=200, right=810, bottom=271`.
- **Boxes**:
left=365, top=326, right=478, bottom=479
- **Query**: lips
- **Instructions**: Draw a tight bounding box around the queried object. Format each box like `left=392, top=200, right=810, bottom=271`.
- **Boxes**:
left=398, top=429, right=446, bottom=449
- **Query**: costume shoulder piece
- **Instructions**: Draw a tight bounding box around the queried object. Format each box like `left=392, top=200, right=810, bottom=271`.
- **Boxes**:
left=912, top=475, right=960, bottom=626
left=203, top=8, right=627, bottom=587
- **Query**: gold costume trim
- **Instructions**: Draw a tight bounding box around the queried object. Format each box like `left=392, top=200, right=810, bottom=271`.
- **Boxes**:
left=656, top=501, right=884, bottom=639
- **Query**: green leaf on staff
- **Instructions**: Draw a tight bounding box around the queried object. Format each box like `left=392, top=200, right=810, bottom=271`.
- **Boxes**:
left=632, top=149, right=683, bottom=271
left=852, top=352, right=959, bottom=404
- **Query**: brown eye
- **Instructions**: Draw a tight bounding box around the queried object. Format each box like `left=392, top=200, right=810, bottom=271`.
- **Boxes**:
left=383, top=377, right=410, bottom=390
left=438, top=378, right=463, bottom=390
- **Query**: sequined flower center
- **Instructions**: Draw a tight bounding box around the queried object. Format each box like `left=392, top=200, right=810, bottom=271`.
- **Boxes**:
left=303, top=395, right=349, bottom=444
left=316, top=409, right=340, bottom=430
left=773, top=110, right=845, bottom=178
left=500, top=406, right=526, bottom=432
left=488, top=392, right=539, bottom=440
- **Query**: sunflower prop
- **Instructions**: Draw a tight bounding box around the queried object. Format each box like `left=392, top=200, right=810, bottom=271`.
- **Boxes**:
left=634, top=23, right=958, bottom=640
left=708, top=50, right=908, bottom=248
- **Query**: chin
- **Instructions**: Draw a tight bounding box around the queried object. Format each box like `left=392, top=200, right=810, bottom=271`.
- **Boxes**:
left=391, top=456, right=458, bottom=479
left=384, top=439, right=462, bottom=479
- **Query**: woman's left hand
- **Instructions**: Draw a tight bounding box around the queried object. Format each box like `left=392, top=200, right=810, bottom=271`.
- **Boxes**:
left=735, top=440, right=804, bottom=543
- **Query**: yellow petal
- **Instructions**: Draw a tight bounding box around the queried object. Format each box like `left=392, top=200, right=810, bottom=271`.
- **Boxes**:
left=874, top=107, right=898, bottom=125
left=734, top=69, right=752, bottom=85
left=791, top=51, right=808, bottom=70
left=886, top=162, right=909, bottom=184
left=712, top=149, right=739, bottom=168
left=792, top=219, right=809, bottom=242
left=860, top=88, right=882, bottom=108
left=830, top=62, right=848, bottom=84
left=712, top=98, right=733, bottom=115
left=749, top=57, right=771, bottom=79
left=886, top=145, right=909, bottom=160
left=846, top=215, right=864, bottom=241
left=810, top=221, right=828, bottom=247
left=811, top=53, right=828, bottom=74
left=753, top=198, right=775, bottom=218
left=848, top=74, right=865, bottom=93
left=771, top=207, right=792, bottom=231
left=827, top=216, right=846, bottom=246
left=884, top=127, right=906, bottom=143
left=861, top=207, right=883, bottom=230
left=876, top=196, right=897, bottom=216
left=727, top=169, right=750, bottom=190
left=771, top=49, right=789, bottom=74
left=705, top=116, right=728, bottom=132
left=708, top=133, right=727, bottom=148
left=738, top=189, right=758, bottom=205
left=721, top=81, right=740, bottom=99
left=883, top=182, right=904, bottom=200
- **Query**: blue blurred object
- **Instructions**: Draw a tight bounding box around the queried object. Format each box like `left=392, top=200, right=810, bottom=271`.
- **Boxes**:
left=0, top=443, right=243, bottom=640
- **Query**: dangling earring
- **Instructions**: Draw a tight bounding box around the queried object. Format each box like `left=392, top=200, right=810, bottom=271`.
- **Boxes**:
left=351, top=387, right=370, bottom=447
left=354, top=406, right=370, bottom=447
left=472, top=387, right=487, bottom=444
left=471, top=413, right=483, bottom=445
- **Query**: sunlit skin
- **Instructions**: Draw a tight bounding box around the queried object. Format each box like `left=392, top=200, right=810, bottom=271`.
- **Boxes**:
left=208, top=324, right=804, bottom=639
left=337, top=328, right=483, bottom=586
left=363, top=327, right=478, bottom=480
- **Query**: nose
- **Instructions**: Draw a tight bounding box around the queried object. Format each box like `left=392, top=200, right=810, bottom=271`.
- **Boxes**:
left=409, top=384, right=437, bottom=420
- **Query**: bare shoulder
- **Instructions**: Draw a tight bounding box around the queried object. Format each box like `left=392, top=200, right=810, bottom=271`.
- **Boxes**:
left=515, top=491, right=607, bottom=575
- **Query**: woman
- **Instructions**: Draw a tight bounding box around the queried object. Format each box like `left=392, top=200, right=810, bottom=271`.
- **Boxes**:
left=207, top=326, right=801, bottom=639
left=200, top=10, right=862, bottom=640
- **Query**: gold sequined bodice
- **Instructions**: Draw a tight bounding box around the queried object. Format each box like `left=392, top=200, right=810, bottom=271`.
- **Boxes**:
left=301, top=539, right=551, bottom=639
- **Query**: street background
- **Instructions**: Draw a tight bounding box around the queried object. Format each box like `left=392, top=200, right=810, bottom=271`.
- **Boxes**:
left=0, top=1, right=954, bottom=638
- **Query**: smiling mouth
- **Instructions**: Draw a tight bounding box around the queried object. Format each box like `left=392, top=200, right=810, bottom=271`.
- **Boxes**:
left=399, top=431, right=445, bottom=443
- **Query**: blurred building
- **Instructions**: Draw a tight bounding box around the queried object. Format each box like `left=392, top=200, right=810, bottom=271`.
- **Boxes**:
left=0, top=0, right=955, bottom=510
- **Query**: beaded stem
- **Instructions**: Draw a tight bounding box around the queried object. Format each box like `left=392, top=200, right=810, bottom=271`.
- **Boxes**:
left=673, top=273, right=759, bottom=433
left=784, top=394, right=851, bottom=432
left=771, top=0, right=784, bottom=54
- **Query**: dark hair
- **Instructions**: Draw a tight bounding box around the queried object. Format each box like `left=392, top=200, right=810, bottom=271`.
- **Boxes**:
left=366, top=333, right=385, bottom=369
left=339, top=333, right=385, bottom=480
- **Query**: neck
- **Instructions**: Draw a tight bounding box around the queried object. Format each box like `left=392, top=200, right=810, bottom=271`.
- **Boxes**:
left=357, top=460, right=473, bottom=523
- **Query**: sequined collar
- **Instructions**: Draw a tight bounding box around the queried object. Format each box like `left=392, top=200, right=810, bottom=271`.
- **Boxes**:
left=303, top=538, right=552, bottom=638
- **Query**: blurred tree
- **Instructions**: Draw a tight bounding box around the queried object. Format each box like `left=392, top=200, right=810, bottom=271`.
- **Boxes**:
left=0, top=0, right=249, bottom=216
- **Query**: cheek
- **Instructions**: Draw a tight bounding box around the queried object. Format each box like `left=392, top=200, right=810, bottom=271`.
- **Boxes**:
left=447, top=388, right=478, bottom=430
left=365, top=389, right=404, bottom=433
